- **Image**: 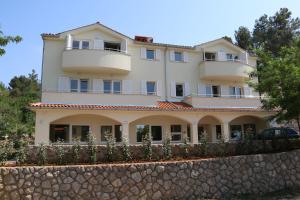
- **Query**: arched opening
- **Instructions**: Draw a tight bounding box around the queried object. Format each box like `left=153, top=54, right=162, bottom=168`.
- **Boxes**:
left=50, top=114, right=121, bottom=144
left=198, top=115, right=222, bottom=143
left=228, top=115, right=268, bottom=141
left=129, top=115, right=190, bottom=144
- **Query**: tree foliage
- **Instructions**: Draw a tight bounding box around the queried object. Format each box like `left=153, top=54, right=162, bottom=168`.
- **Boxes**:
left=234, top=26, right=252, bottom=50
left=0, top=30, right=22, bottom=56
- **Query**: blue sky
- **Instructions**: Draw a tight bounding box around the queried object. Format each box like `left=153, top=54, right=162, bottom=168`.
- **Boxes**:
left=0, top=0, right=300, bottom=85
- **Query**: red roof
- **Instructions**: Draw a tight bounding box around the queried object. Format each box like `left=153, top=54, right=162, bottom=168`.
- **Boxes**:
left=30, top=101, right=264, bottom=113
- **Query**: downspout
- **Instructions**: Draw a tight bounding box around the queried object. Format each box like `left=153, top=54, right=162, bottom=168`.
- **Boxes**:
left=164, top=47, right=168, bottom=101
left=40, top=38, right=45, bottom=102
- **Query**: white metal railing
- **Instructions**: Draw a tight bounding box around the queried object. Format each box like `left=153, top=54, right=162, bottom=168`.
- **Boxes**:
left=65, top=47, right=128, bottom=54
left=189, top=93, right=261, bottom=99
left=43, top=89, right=158, bottom=96
left=202, top=58, right=248, bottom=64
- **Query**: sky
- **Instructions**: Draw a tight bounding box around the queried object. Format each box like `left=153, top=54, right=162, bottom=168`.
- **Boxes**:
left=0, top=0, right=300, bottom=85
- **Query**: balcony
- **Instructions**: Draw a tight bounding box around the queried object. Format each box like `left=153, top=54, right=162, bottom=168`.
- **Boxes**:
left=184, top=95, right=262, bottom=109
left=199, top=60, right=254, bottom=81
left=62, top=49, right=131, bottom=73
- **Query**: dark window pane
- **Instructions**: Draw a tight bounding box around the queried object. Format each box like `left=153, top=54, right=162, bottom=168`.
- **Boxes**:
left=104, top=80, right=111, bottom=94
left=243, top=124, right=256, bottom=135
left=70, top=79, right=78, bottom=92
left=72, top=125, right=89, bottom=142
left=115, top=125, right=122, bottom=142
left=151, top=126, right=162, bottom=141
left=101, top=126, right=113, bottom=141
left=230, top=125, right=242, bottom=140
left=175, top=52, right=182, bottom=61
left=72, top=40, right=80, bottom=49
left=113, top=81, right=121, bottom=94
left=146, top=49, right=155, bottom=60
left=171, top=125, right=181, bottom=132
left=216, top=125, right=222, bottom=140
left=50, top=124, right=69, bottom=143
left=172, top=134, right=181, bottom=141
left=204, top=52, right=216, bottom=61
left=82, top=41, right=89, bottom=49
left=176, top=84, right=183, bottom=97
left=147, top=82, right=156, bottom=95
left=80, top=80, right=88, bottom=92
left=212, top=85, right=220, bottom=97
left=136, top=125, right=149, bottom=142
left=104, top=42, right=121, bottom=51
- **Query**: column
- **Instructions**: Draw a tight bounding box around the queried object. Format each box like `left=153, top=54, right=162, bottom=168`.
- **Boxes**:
left=222, top=121, right=230, bottom=142
left=191, top=122, right=198, bottom=144
left=34, top=112, right=50, bottom=145
left=122, top=121, right=130, bottom=143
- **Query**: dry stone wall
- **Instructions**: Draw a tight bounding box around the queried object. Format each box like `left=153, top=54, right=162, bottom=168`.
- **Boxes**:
left=1, top=150, right=300, bottom=199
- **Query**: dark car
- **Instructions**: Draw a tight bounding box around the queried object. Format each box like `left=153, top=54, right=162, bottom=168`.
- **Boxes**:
left=256, top=127, right=299, bottom=140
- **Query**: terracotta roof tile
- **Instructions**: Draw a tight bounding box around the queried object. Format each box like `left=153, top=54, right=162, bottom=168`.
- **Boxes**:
left=30, top=102, right=265, bottom=113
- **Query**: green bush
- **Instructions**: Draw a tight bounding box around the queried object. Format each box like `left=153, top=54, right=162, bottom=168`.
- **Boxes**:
left=142, top=133, right=152, bottom=160
left=121, top=137, right=132, bottom=161
left=15, top=137, right=29, bottom=165
left=71, top=138, right=81, bottom=164
left=199, top=135, right=207, bottom=156
left=37, top=143, right=47, bottom=165
left=105, top=133, right=116, bottom=162
left=87, top=133, right=97, bottom=164
left=52, top=139, right=65, bottom=165
left=162, top=138, right=172, bottom=160
left=181, top=137, right=190, bottom=158
left=0, top=139, right=14, bottom=165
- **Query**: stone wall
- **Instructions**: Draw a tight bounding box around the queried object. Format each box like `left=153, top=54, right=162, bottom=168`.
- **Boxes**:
left=1, top=150, right=300, bottom=200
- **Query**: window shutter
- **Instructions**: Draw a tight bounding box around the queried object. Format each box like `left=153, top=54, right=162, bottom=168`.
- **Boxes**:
left=141, top=80, right=147, bottom=95
left=198, top=83, right=206, bottom=97
left=140, top=47, right=146, bottom=59
left=155, top=49, right=161, bottom=60
left=170, top=81, right=176, bottom=97
left=58, top=76, right=70, bottom=92
left=122, top=80, right=132, bottom=94
left=221, top=85, right=229, bottom=98
left=92, top=79, right=103, bottom=93
left=184, top=82, right=191, bottom=96
left=205, top=85, right=212, bottom=97
left=66, top=34, right=72, bottom=50
left=94, top=39, right=104, bottom=50
left=156, top=80, right=162, bottom=97
left=170, top=50, right=175, bottom=61
left=183, top=52, right=189, bottom=62
left=121, top=39, right=127, bottom=53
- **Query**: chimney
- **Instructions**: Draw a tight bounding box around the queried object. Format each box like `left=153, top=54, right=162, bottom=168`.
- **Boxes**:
left=134, top=36, right=153, bottom=43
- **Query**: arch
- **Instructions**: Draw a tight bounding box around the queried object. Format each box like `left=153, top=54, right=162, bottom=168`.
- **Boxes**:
left=50, top=113, right=121, bottom=124
left=198, top=115, right=223, bottom=143
left=198, top=115, right=222, bottom=124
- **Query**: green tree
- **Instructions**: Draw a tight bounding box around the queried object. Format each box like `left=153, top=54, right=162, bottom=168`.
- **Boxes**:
left=234, top=26, right=253, bottom=50
left=222, top=36, right=233, bottom=43
left=251, top=39, right=300, bottom=129
left=0, top=29, right=22, bottom=56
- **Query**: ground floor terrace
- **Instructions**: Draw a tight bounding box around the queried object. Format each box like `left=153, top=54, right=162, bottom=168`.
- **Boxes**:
left=31, top=102, right=272, bottom=145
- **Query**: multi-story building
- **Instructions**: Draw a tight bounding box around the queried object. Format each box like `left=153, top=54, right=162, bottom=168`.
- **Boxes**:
left=31, top=22, right=273, bottom=145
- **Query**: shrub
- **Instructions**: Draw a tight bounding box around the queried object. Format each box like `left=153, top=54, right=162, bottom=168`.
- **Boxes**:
left=71, top=138, right=81, bottom=164
left=199, top=135, right=207, bottom=156
left=37, top=143, right=47, bottom=165
left=105, top=133, right=116, bottom=162
left=121, top=137, right=132, bottom=161
left=52, top=139, right=65, bottom=165
left=181, top=137, right=190, bottom=158
left=16, top=136, right=29, bottom=165
left=142, top=133, right=152, bottom=160
left=0, top=139, right=14, bottom=165
left=87, top=133, right=97, bottom=164
left=217, top=136, right=226, bottom=157
left=162, top=138, right=172, bottom=160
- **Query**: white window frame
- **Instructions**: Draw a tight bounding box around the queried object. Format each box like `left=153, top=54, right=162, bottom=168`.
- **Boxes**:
left=70, top=124, right=91, bottom=144
left=174, top=51, right=183, bottom=62
left=229, top=86, right=244, bottom=98
left=175, top=83, right=184, bottom=97
left=146, top=81, right=156, bottom=95
left=136, top=125, right=163, bottom=143
left=72, top=40, right=90, bottom=50
left=70, top=79, right=89, bottom=93
left=170, top=125, right=182, bottom=142
left=100, top=125, right=114, bottom=143
left=146, top=49, right=155, bottom=60
left=103, top=80, right=122, bottom=94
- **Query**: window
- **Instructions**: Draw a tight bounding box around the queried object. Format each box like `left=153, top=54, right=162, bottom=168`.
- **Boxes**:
left=236, top=87, right=243, bottom=98
left=229, top=86, right=243, bottom=98
left=104, top=80, right=112, bottom=94
left=171, top=125, right=182, bottom=141
left=198, top=126, right=205, bottom=142
left=82, top=41, right=90, bottom=49
left=113, top=81, right=121, bottom=94
left=151, top=126, right=162, bottom=141
left=104, top=80, right=122, bottom=94
left=136, top=125, right=149, bottom=142
left=104, top=42, right=121, bottom=52
left=175, top=52, right=183, bottom=62
left=204, top=52, right=216, bottom=61
left=147, top=81, right=156, bottom=95
left=101, top=126, right=113, bottom=142
left=115, top=125, right=122, bottom=142
left=72, top=125, right=89, bottom=142
left=243, top=124, right=256, bottom=135
left=70, top=79, right=78, bottom=92
left=50, top=124, right=70, bottom=143
left=212, top=85, right=220, bottom=97
left=176, top=84, right=184, bottom=97
left=146, top=49, right=155, bottom=60
left=72, top=40, right=80, bottom=49
left=187, top=124, right=191, bottom=142
left=230, top=125, right=242, bottom=140
left=229, top=86, right=236, bottom=98
left=80, top=79, right=88, bottom=93
left=226, top=53, right=233, bottom=61
left=216, top=125, right=222, bottom=140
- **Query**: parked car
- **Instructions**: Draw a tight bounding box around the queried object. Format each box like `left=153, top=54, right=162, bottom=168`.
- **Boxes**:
left=256, top=127, right=299, bottom=140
